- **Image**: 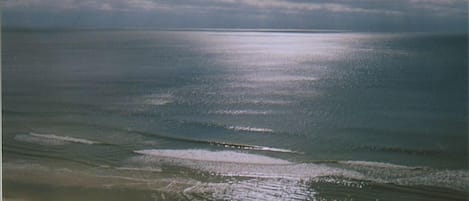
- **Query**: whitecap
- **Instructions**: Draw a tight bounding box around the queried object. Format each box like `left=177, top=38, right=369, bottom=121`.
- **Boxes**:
left=133, top=149, right=291, bottom=165
left=129, top=149, right=469, bottom=192
left=331, top=160, right=469, bottom=191
left=396, top=170, right=469, bottom=192
left=226, top=126, right=274, bottom=133
left=209, top=110, right=274, bottom=115
left=237, top=99, right=292, bottom=105
left=338, top=160, right=420, bottom=169
left=115, top=166, right=162, bottom=172
left=130, top=149, right=365, bottom=183
left=247, top=75, right=317, bottom=82
left=142, top=93, right=174, bottom=105
left=15, top=132, right=99, bottom=145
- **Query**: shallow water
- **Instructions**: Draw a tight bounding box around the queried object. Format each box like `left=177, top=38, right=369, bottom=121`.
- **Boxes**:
left=2, top=30, right=468, bottom=200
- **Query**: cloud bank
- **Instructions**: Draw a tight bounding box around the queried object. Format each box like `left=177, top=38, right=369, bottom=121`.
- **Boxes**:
left=2, top=0, right=467, bottom=31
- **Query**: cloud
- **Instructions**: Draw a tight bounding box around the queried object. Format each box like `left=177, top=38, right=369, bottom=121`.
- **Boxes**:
left=1, top=0, right=171, bottom=11
left=3, top=0, right=464, bottom=15
left=1, top=0, right=467, bottom=31
left=198, top=0, right=401, bottom=15
left=407, top=0, right=468, bottom=16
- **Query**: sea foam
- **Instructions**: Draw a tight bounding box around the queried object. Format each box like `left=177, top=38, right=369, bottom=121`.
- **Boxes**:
left=130, top=149, right=363, bottom=181
left=134, top=149, right=291, bottom=165
left=142, top=93, right=174, bottom=105
left=130, top=149, right=469, bottom=191
left=226, top=126, right=274, bottom=133
left=338, top=160, right=420, bottom=169
left=209, top=110, right=274, bottom=115
left=248, top=75, right=317, bottom=82
left=15, top=132, right=99, bottom=145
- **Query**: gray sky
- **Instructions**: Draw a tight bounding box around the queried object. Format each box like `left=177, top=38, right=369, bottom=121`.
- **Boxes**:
left=2, top=0, right=468, bottom=32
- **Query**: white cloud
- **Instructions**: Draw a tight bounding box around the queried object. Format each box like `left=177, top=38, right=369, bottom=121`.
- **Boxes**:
left=1, top=0, right=464, bottom=17
left=1, top=0, right=171, bottom=11
left=2, top=0, right=465, bottom=30
left=199, top=0, right=402, bottom=15
left=409, top=0, right=465, bottom=5
left=409, top=0, right=468, bottom=15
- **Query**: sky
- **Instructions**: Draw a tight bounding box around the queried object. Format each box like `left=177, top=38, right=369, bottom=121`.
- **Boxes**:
left=2, top=0, right=468, bottom=32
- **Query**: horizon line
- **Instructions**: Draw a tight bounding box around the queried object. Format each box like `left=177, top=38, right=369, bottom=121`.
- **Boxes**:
left=2, top=26, right=468, bottom=34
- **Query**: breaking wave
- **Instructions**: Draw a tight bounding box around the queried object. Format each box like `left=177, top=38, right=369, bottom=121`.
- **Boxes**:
left=209, top=110, right=275, bottom=115
left=226, top=126, right=274, bottom=133
left=130, top=149, right=469, bottom=192
left=15, top=132, right=100, bottom=145
left=134, top=149, right=291, bottom=165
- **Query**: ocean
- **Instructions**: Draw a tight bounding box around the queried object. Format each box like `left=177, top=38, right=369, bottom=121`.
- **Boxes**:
left=2, top=29, right=468, bottom=200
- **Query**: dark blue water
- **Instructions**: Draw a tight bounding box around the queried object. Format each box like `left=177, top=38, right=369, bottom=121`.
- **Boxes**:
left=3, top=30, right=468, bottom=200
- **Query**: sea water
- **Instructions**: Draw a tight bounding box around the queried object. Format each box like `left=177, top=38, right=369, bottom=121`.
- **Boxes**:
left=2, top=30, right=468, bottom=200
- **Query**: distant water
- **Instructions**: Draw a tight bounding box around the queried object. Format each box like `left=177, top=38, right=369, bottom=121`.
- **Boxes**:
left=3, top=30, right=468, bottom=200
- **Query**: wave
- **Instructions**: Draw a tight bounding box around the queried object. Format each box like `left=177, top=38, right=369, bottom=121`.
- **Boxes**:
left=247, top=75, right=317, bottom=82
left=129, top=149, right=469, bottom=192
left=134, top=149, right=291, bottom=165
left=168, top=119, right=278, bottom=134
left=209, top=110, right=275, bottom=115
left=14, top=132, right=100, bottom=145
left=202, top=139, right=296, bottom=153
left=241, top=99, right=292, bottom=105
left=141, top=93, right=174, bottom=105
left=322, top=160, right=469, bottom=192
left=115, top=166, right=162, bottom=172
left=226, top=126, right=274, bottom=133
left=6, top=159, right=467, bottom=201
left=337, top=160, right=423, bottom=170
left=129, top=128, right=296, bottom=153
left=355, top=145, right=443, bottom=156
left=5, top=154, right=468, bottom=201
left=20, top=121, right=296, bottom=154
left=130, top=149, right=361, bottom=180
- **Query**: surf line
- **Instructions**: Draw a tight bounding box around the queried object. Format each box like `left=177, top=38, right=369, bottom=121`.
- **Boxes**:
left=30, top=122, right=300, bottom=154
left=27, top=132, right=116, bottom=146
left=130, top=130, right=301, bottom=154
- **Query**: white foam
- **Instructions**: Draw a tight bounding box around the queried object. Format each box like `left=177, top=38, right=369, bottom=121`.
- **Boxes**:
left=227, top=126, right=274, bottom=133
left=204, top=163, right=363, bottom=181
left=207, top=141, right=297, bottom=153
left=30, top=133, right=98, bottom=144
left=186, top=178, right=316, bottom=201
left=134, top=149, right=291, bottom=165
left=15, top=134, right=67, bottom=146
left=142, top=93, right=174, bottom=105
left=247, top=146, right=296, bottom=153
left=396, top=170, right=469, bottom=191
left=248, top=75, right=317, bottom=82
left=338, top=160, right=418, bottom=169
left=130, top=149, right=365, bottom=182
left=116, top=166, right=162, bottom=172
left=15, top=132, right=99, bottom=145
left=129, top=150, right=469, bottom=191
left=209, top=110, right=274, bottom=115
left=219, top=98, right=292, bottom=105
left=244, top=99, right=292, bottom=105
left=334, top=160, right=469, bottom=191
